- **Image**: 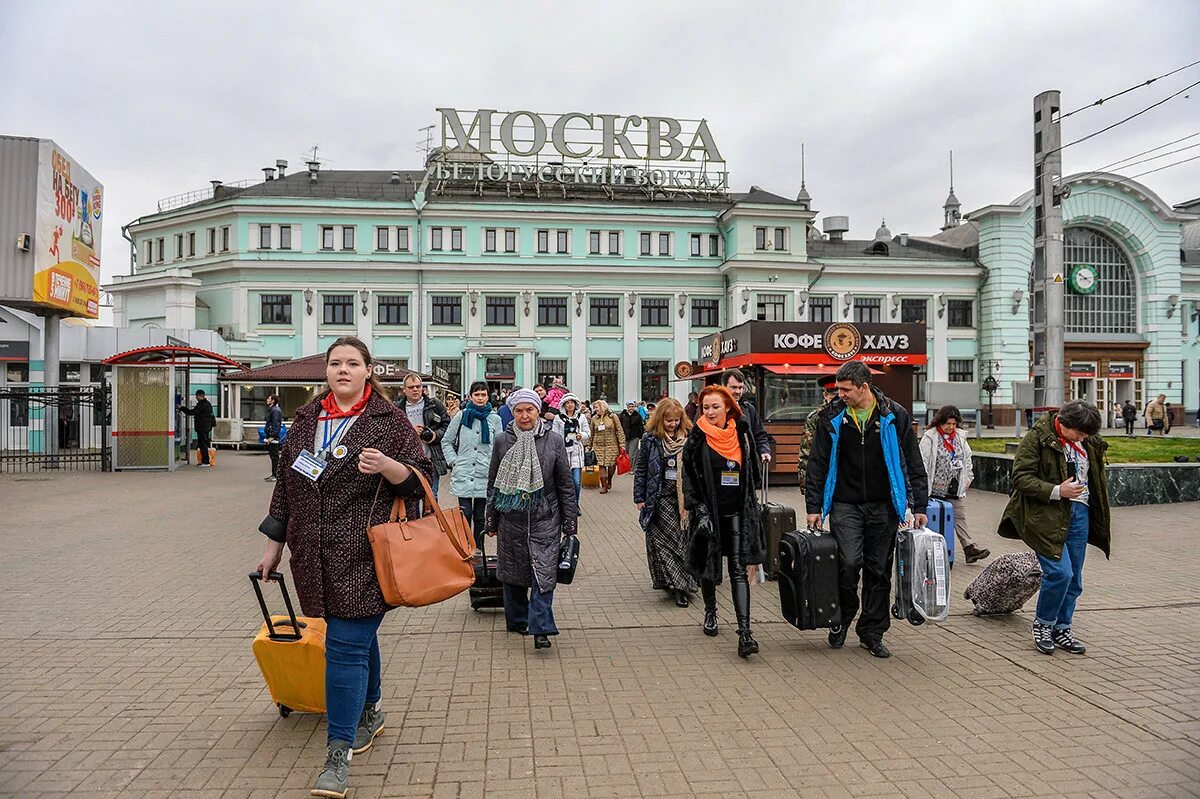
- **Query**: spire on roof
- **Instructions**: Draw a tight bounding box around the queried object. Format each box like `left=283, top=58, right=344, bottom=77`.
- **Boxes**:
left=796, top=142, right=812, bottom=209
left=942, top=150, right=962, bottom=231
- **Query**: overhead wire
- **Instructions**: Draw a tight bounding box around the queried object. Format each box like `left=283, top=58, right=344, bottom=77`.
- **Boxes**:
left=1097, top=130, right=1200, bottom=171
left=1059, top=153, right=1200, bottom=203
left=1047, top=77, right=1200, bottom=157
left=1098, top=140, right=1200, bottom=172
left=1060, top=58, right=1200, bottom=119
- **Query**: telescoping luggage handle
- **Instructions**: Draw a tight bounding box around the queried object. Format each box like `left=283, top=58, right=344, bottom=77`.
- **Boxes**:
left=249, top=571, right=307, bottom=642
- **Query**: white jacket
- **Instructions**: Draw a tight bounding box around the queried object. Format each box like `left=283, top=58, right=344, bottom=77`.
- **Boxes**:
left=918, top=427, right=974, bottom=498
left=552, top=394, right=592, bottom=470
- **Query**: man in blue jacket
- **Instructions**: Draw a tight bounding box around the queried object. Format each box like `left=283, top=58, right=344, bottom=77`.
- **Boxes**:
left=805, top=361, right=927, bottom=659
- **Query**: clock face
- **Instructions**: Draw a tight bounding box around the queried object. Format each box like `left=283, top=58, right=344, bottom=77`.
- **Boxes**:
left=1070, top=264, right=1098, bottom=294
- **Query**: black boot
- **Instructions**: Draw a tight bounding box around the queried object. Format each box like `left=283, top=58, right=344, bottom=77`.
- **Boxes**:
left=700, top=579, right=718, bottom=635
left=729, top=531, right=757, bottom=658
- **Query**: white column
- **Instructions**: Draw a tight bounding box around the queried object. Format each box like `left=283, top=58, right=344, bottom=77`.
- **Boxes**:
left=570, top=292, right=587, bottom=396
left=622, top=291, right=638, bottom=402
left=931, top=293, right=949, bottom=381
left=673, top=294, right=689, bottom=402
left=233, top=287, right=249, bottom=334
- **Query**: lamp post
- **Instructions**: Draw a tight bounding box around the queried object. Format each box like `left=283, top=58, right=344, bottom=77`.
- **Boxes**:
left=982, top=373, right=998, bottom=430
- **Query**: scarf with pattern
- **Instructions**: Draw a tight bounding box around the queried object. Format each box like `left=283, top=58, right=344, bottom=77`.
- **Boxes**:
left=493, top=419, right=545, bottom=512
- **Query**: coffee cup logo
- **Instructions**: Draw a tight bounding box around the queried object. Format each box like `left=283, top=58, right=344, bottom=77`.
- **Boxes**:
left=706, top=332, right=723, bottom=366
left=823, top=323, right=862, bottom=361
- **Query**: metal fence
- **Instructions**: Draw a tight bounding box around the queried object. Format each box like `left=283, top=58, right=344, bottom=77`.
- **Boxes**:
left=0, top=383, right=111, bottom=472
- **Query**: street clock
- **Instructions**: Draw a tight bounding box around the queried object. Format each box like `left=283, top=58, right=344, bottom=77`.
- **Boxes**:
left=1069, top=263, right=1098, bottom=295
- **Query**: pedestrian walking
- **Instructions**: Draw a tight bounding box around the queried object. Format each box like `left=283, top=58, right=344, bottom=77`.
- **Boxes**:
left=1121, top=399, right=1137, bottom=437
left=919, top=405, right=990, bottom=564
left=1145, top=394, right=1167, bottom=436
left=551, top=392, right=590, bottom=513
left=682, top=385, right=766, bottom=658
left=588, top=400, right=626, bottom=493
left=797, top=375, right=838, bottom=490
left=721, top=369, right=772, bottom=464
left=178, top=389, right=216, bottom=467
left=534, top=383, right=558, bottom=422
left=634, top=397, right=697, bottom=607
left=497, top=390, right=515, bottom=430
left=255, top=336, right=434, bottom=799
left=485, top=387, right=579, bottom=650
left=684, top=391, right=699, bottom=422
left=998, top=399, right=1110, bottom=655
left=442, top=381, right=502, bottom=549
left=396, top=372, right=450, bottom=499
left=444, top=393, right=461, bottom=421
left=805, top=361, right=928, bottom=659
left=619, top=401, right=646, bottom=470
left=264, top=393, right=283, bottom=481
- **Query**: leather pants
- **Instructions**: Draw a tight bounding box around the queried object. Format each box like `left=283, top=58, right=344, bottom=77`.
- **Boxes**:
left=700, top=515, right=752, bottom=634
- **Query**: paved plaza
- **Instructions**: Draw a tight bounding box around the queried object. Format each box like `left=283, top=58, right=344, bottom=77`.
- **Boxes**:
left=1, top=452, right=1198, bottom=799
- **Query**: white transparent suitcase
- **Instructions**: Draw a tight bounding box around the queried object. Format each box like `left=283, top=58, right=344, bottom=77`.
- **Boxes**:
left=892, top=526, right=950, bottom=624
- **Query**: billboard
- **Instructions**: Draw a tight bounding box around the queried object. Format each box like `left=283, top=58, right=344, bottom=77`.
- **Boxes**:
left=32, top=141, right=102, bottom=319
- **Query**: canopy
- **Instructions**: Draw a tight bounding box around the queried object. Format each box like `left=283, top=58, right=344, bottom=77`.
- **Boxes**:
left=764, top=363, right=882, bottom=376
left=103, top=345, right=243, bottom=369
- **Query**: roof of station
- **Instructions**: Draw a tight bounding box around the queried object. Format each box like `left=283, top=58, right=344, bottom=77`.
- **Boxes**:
left=220, top=354, right=440, bottom=385
left=807, top=234, right=975, bottom=260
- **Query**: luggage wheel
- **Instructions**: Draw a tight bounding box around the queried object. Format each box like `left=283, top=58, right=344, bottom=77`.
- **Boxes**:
left=890, top=603, right=901, bottom=620
left=278, top=704, right=292, bottom=718
left=907, top=609, right=925, bottom=627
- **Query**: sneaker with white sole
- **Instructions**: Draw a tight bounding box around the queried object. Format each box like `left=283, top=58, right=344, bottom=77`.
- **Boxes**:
left=311, top=740, right=351, bottom=798
left=351, top=703, right=385, bottom=754
left=1052, top=627, right=1087, bottom=654
left=1032, top=622, right=1056, bottom=655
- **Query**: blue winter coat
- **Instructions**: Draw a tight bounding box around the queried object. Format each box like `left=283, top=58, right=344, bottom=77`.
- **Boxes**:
left=442, top=408, right=503, bottom=499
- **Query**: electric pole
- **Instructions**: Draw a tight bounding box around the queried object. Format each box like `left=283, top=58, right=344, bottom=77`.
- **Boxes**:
left=1032, top=91, right=1067, bottom=410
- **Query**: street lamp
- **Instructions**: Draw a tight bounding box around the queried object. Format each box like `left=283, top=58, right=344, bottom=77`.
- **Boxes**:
left=982, top=373, right=999, bottom=429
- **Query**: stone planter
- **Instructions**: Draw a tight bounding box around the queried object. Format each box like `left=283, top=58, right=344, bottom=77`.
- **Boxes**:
left=970, top=452, right=1200, bottom=506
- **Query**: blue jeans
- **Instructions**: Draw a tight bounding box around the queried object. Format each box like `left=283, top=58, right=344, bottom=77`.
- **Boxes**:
left=502, top=583, right=558, bottom=635
left=1035, top=502, right=1089, bottom=629
left=459, top=497, right=487, bottom=550
left=325, top=613, right=384, bottom=745
left=571, top=467, right=582, bottom=505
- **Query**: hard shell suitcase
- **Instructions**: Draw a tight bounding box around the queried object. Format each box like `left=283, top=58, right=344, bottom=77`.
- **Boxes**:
left=891, top=527, right=950, bottom=625
left=777, top=528, right=841, bottom=630
left=250, top=572, right=326, bottom=717
left=963, top=552, right=1042, bottom=616
left=469, top=538, right=505, bottom=611
left=581, top=465, right=601, bottom=488
left=759, top=465, right=797, bottom=580
left=925, top=497, right=956, bottom=566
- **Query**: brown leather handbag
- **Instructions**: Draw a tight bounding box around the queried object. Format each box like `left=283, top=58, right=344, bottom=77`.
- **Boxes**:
left=367, top=470, right=475, bottom=607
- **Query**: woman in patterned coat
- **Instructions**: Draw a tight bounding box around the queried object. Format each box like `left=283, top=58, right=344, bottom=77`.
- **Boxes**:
left=587, top=399, right=626, bottom=493
left=256, top=336, right=433, bottom=799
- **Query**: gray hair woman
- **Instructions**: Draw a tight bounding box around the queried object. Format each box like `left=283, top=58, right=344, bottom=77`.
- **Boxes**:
left=485, top=387, right=579, bottom=650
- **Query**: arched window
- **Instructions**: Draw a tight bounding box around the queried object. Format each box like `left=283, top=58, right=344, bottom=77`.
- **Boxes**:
left=1064, top=227, right=1136, bottom=334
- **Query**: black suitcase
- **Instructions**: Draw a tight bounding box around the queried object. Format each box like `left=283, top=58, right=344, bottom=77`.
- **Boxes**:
left=469, top=538, right=504, bottom=611
left=759, top=465, right=797, bottom=580
left=777, top=528, right=840, bottom=630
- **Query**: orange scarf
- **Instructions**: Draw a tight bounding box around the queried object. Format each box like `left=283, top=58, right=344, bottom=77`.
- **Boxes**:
left=320, top=384, right=372, bottom=419
left=697, top=416, right=741, bottom=464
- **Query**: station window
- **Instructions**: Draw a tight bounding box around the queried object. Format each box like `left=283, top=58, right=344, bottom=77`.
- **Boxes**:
left=538, top=297, right=568, bottom=327
left=556, top=230, right=569, bottom=254
left=187, top=231, right=196, bottom=257
left=589, top=297, right=620, bottom=327
left=341, top=226, right=356, bottom=251
left=537, top=229, right=549, bottom=253
left=143, top=241, right=153, bottom=265
left=691, top=298, right=720, bottom=328
left=220, top=226, right=230, bottom=252
left=259, top=225, right=272, bottom=250
left=537, top=359, right=567, bottom=388
left=321, top=226, right=335, bottom=250
left=853, top=298, right=882, bottom=324
left=9, top=388, right=29, bottom=427
left=757, top=293, right=786, bottom=322
left=774, top=227, right=786, bottom=251
left=430, top=227, right=444, bottom=251
left=322, top=294, right=354, bottom=326
left=589, top=230, right=601, bottom=255
left=206, top=228, right=216, bottom=255
left=260, top=294, right=292, bottom=325
left=450, top=227, right=463, bottom=252
left=431, top=295, right=462, bottom=326
left=376, top=226, right=390, bottom=251
left=641, top=360, right=669, bottom=401
left=755, top=227, right=767, bottom=250
left=947, top=299, right=974, bottom=328
left=690, top=234, right=702, bottom=257
left=156, top=237, right=165, bottom=263
left=901, top=298, right=927, bottom=324
left=279, top=226, right=291, bottom=250
left=948, top=359, right=975, bottom=382
left=484, top=228, right=497, bottom=253
left=810, top=296, right=833, bottom=323
left=376, top=295, right=409, bottom=326
left=396, top=227, right=410, bottom=252
left=590, top=359, right=619, bottom=403
left=709, top=234, right=720, bottom=257
left=640, top=297, right=670, bottom=327
left=485, top=296, right=516, bottom=326
left=431, top=358, right=462, bottom=395
left=608, top=231, right=621, bottom=255
left=504, top=228, right=517, bottom=253
left=657, top=232, right=671, bottom=256
left=174, top=234, right=184, bottom=259
left=913, top=365, right=927, bottom=402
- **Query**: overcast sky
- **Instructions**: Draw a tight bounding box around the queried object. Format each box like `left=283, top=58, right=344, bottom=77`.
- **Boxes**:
left=4, top=0, right=1198, bottom=293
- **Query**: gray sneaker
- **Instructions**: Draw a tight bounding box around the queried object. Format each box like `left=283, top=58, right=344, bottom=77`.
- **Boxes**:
left=311, top=740, right=351, bottom=798
left=351, top=703, right=386, bottom=754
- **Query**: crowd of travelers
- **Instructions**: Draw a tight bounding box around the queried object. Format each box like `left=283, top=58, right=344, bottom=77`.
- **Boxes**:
left=252, top=336, right=1115, bottom=798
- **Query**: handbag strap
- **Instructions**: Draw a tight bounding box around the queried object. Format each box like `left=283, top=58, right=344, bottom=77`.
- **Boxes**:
left=368, top=466, right=474, bottom=561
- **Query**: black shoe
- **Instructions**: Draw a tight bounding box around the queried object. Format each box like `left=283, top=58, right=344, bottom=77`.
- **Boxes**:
left=1051, top=627, right=1087, bottom=654
left=533, top=635, right=551, bottom=649
left=1032, top=622, right=1056, bottom=655
left=506, top=625, right=528, bottom=635
left=963, top=544, right=990, bottom=564
left=737, top=631, right=759, bottom=658
left=828, top=624, right=847, bottom=649
left=860, top=639, right=891, bottom=658
left=702, top=609, right=718, bottom=637
left=673, top=590, right=690, bottom=608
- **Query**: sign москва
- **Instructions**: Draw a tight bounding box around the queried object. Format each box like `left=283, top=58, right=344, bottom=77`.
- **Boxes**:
left=435, top=108, right=729, bottom=191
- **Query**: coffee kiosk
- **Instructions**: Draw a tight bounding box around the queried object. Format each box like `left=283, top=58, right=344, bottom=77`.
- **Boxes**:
left=682, top=321, right=928, bottom=485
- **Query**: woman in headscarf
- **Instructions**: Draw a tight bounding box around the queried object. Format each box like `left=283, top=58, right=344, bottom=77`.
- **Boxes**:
left=587, top=399, right=626, bottom=493
left=551, top=392, right=591, bottom=514
left=485, top=388, right=579, bottom=650
left=681, top=384, right=766, bottom=658
left=634, top=398, right=697, bottom=607
left=443, top=381, right=502, bottom=549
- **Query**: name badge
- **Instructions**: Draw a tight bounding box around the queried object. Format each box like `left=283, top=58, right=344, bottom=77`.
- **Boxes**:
left=721, top=470, right=740, bottom=487
left=597, top=424, right=605, bottom=431
left=291, top=449, right=326, bottom=482
left=665, top=468, right=679, bottom=481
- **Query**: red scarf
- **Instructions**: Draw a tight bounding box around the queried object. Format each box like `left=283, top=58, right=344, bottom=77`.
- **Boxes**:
left=320, top=384, right=372, bottom=419
left=1054, top=417, right=1087, bottom=458
left=939, top=428, right=957, bottom=454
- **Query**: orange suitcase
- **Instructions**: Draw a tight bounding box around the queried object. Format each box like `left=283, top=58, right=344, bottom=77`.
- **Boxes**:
left=195, top=448, right=216, bottom=465
left=581, top=465, right=601, bottom=488
left=250, top=572, right=326, bottom=717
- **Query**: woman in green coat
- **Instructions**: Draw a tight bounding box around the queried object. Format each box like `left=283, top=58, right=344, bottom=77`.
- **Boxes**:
left=997, top=400, right=1111, bottom=656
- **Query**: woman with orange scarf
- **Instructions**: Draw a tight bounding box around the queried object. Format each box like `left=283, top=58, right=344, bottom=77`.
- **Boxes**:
left=680, top=384, right=766, bottom=658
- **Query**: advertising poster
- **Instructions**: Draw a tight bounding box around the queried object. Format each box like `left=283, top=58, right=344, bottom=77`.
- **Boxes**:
left=32, top=140, right=102, bottom=318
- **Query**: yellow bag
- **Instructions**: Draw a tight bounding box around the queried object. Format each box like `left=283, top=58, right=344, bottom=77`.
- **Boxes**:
left=250, top=573, right=326, bottom=716
left=582, top=465, right=601, bottom=488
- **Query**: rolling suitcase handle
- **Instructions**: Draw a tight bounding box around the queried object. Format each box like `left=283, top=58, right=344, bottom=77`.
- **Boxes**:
left=249, top=571, right=306, bottom=642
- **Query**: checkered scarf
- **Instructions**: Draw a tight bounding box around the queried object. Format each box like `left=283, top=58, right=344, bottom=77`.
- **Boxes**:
left=493, top=420, right=545, bottom=512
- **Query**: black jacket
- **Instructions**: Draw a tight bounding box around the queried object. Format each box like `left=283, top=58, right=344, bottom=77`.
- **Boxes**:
left=739, top=396, right=772, bottom=457
left=265, top=404, right=283, bottom=439
left=681, top=419, right=766, bottom=582
left=180, top=398, right=215, bottom=433
left=619, top=409, right=646, bottom=440
left=396, top=395, right=450, bottom=475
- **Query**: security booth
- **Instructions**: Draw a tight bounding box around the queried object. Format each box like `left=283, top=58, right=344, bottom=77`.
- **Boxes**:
left=103, top=345, right=243, bottom=471
left=684, top=320, right=927, bottom=485
left=218, top=355, right=448, bottom=448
